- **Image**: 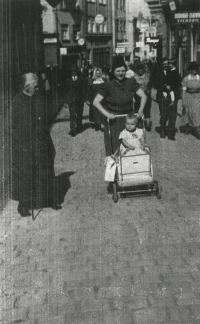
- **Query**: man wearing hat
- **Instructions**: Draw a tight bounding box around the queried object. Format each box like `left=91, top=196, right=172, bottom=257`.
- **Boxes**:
left=64, top=65, right=85, bottom=136
left=166, top=58, right=182, bottom=140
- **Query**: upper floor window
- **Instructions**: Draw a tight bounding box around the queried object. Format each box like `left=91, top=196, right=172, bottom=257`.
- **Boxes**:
left=62, top=25, right=69, bottom=41
left=123, top=20, right=126, bottom=32
left=87, top=18, right=96, bottom=33
left=86, top=0, right=95, bottom=2
left=117, top=20, right=122, bottom=32
left=99, top=0, right=107, bottom=4
left=73, top=24, right=80, bottom=42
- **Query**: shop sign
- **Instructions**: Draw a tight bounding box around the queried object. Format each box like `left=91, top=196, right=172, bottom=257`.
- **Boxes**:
left=145, top=27, right=157, bottom=33
left=44, top=38, right=57, bottom=44
left=136, top=42, right=143, bottom=47
left=95, top=14, right=104, bottom=24
left=145, top=37, right=160, bottom=46
left=60, top=48, right=67, bottom=55
left=175, top=12, right=200, bottom=23
left=117, top=42, right=129, bottom=48
left=116, top=48, right=125, bottom=54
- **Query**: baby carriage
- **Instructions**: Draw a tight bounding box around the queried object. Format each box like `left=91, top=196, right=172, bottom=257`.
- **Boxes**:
left=105, top=115, right=161, bottom=203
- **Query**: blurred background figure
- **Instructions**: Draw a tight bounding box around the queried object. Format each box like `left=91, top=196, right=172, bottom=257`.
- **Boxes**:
left=165, top=58, right=182, bottom=140
left=181, top=61, right=200, bottom=139
left=63, top=65, right=85, bottom=136
left=89, top=68, right=107, bottom=131
left=134, top=63, right=152, bottom=131
left=125, top=61, right=135, bottom=78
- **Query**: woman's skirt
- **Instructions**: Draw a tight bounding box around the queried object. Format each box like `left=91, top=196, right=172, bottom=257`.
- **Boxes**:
left=184, top=92, right=200, bottom=126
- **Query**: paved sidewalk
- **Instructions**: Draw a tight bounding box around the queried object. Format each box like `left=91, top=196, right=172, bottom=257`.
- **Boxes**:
left=1, top=100, right=200, bottom=324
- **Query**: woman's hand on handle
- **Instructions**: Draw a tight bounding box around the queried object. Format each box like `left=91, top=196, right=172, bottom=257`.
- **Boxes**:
left=136, top=111, right=144, bottom=119
left=107, top=112, right=116, bottom=120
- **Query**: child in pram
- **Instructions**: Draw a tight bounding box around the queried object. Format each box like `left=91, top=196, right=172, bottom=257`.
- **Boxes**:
left=119, top=113, right=149, bottom=156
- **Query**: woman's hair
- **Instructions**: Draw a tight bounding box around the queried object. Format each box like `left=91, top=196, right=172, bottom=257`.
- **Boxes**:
left=136, top=63, right=145, bottom=72
left=112, top=57, right=127, bottom=72
left=21, top=73, right=38, bottom=89
left=188, top=61, right=199, bottom=71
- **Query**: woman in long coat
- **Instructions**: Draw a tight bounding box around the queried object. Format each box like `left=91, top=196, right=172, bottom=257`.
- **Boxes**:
left=11, top=73, right=61, bottom=217
left=181, top=61, right=200, bottom=139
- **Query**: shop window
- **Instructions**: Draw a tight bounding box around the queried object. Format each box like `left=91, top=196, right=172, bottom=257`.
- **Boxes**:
left=62, top=25, right=70, bottom=42
left=73, top=25, right=80, bottom=41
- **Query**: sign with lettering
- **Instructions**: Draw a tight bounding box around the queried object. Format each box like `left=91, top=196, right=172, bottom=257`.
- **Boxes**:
left=175, top=12, right=200, bottom=23
left=117, top=42, right=129, bottom=48
left=43, top=38, right=57, bottom=44
left=145, top=37, right=160, bottom=45
left=95, top=14, right=104, bottom=24
left=60, top=48, right=67, bottom=55
left=116, top=48, right=125, bottom=54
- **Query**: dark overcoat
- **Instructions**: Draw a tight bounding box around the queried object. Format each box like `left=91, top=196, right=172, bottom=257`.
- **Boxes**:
left=11, top=91, right=56, bottom=208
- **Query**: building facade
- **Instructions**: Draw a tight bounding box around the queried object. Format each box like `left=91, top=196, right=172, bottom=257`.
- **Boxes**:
left=85, top=0, right=113, bottom=68
left=0, top=0, right=45, bottom=207
left=42, top=0, right=113, bottom=70
left=42, top=0, right=86, bottom=73
left=146, top=0, right=200, bottom=76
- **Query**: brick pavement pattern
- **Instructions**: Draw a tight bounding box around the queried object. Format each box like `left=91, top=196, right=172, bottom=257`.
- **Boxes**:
left=1, top=97, right=200, bottom=324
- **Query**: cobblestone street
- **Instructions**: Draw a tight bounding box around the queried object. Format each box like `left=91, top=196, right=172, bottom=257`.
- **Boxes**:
left=1, top=96, right=200, bottom=324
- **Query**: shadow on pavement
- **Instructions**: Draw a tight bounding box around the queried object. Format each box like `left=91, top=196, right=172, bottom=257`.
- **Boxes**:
left=55, top=171, right=75, bottom=204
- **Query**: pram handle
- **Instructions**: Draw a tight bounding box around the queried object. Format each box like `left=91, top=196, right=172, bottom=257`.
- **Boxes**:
left=107, top=114, right=144, bottom=120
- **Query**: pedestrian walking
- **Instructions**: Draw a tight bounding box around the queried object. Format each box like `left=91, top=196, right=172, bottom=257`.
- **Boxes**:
left=155, top=57, right=175, bottom=139
left=63, top=65, right=85, bottom=136
left=89, top=68, right=107, bottom=131
left=134, top=63, right=152, bottom=131
left=93, top=57, right=147, bottom=157
left=180, top=61, right=200, bottom=139
left=125, top=61, right=135, bottom=78
left=11, top=73, right=61, bottom=217
left=165, top=58, right=182, bottom=140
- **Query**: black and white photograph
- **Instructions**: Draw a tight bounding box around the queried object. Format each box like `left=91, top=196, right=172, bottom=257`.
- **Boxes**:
left=1, top=0, right=200, bottom=323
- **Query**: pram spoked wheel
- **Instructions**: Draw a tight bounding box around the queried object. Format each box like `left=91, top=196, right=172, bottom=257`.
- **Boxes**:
left=153, top=181, right=162, bottom=199
left=112, top=181, right=119, bottom=203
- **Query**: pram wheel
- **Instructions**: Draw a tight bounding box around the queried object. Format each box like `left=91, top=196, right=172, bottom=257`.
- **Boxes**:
left=153, top=181, right=162, bottom=199
left=112, top=182, right=118, bottom=203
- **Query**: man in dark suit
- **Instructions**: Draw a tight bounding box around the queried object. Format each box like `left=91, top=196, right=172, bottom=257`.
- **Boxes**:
left=64, top=65, right=85, bottom=136
left=165, top=58, right=182, bottom=140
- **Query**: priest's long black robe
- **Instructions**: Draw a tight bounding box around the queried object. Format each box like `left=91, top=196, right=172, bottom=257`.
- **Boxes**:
left=11, top=91, right=57, bottom=209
